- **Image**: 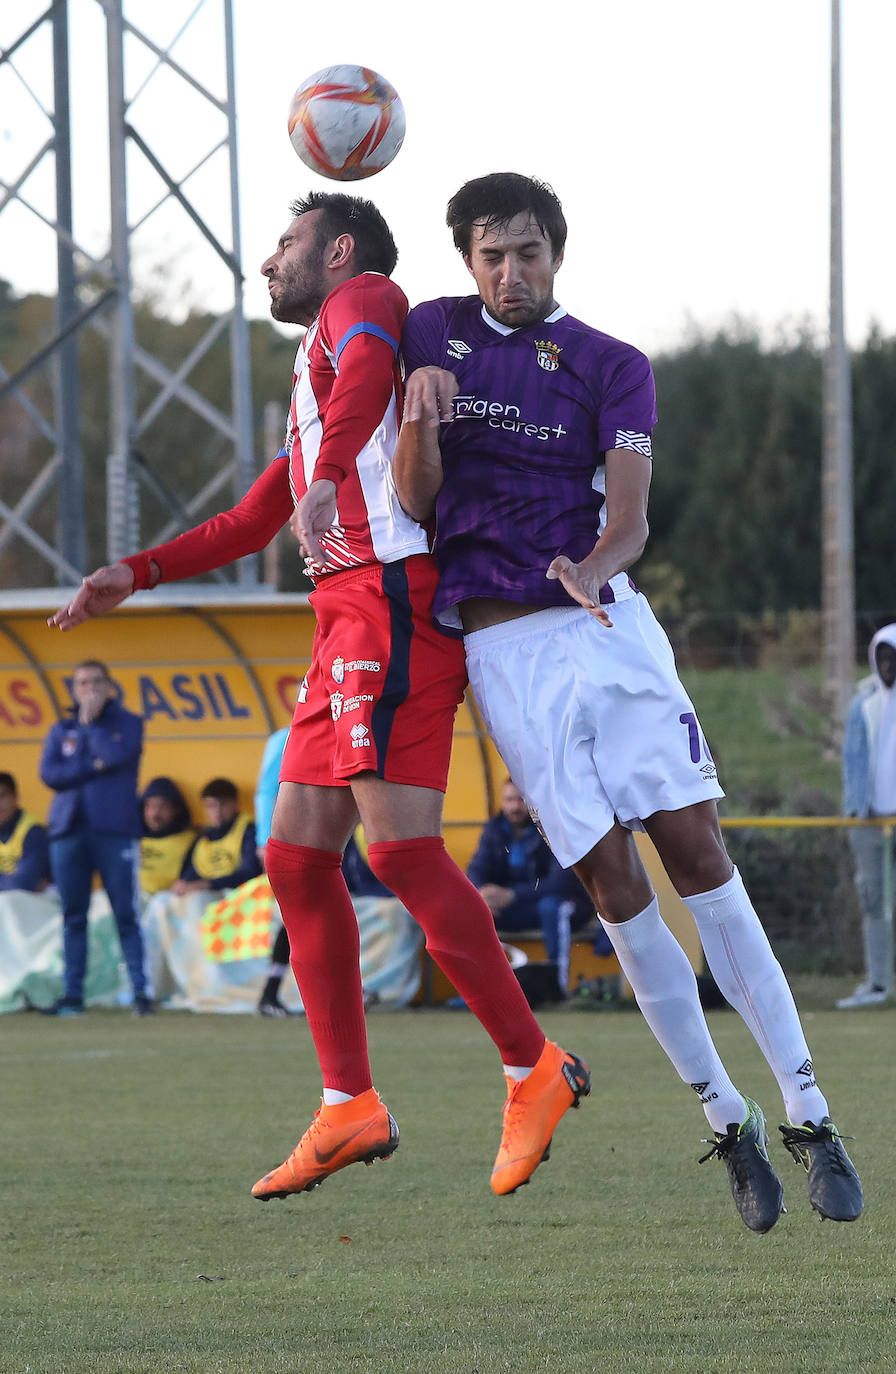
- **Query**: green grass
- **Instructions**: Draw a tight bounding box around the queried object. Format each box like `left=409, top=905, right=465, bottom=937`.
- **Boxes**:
left=681, top=668, right=841, bottom=813
left=3, top=997, right=893, bottom=1374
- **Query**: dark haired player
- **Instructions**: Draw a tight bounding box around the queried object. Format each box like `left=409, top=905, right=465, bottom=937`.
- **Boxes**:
left=394, top=172, right=863, bottom=1232
left=49, top=189, right=589, bottom=1202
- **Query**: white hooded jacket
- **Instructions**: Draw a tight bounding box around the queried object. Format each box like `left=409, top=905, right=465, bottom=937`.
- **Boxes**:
left=843, top=623, right=896, bottom=817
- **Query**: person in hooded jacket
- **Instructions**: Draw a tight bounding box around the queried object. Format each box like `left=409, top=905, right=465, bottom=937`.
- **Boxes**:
left=140, top=777, right=196, bottom=896
left=839, top=623, right=896, bottom=1008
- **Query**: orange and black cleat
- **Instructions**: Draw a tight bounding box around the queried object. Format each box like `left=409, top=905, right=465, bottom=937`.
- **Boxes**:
left=251, top=1087, right=399, bottom=1200
left=491, top=1040, right=591, bottom=1196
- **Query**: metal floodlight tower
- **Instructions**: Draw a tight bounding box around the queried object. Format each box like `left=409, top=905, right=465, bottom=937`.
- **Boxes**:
left=0, top=0, right=258, bottom=586
left=821, top=0, right=856, bottom=726
left=102, top=0, right=257, bottom=578
left=0, top=0, right=89, bottom=584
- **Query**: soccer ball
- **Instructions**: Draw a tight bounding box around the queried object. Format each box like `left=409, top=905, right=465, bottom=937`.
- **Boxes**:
left=287, top=65, right=405, bottom=181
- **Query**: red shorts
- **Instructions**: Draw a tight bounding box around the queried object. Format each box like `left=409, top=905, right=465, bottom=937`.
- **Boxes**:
left=279, top=555, right=467, bottom=792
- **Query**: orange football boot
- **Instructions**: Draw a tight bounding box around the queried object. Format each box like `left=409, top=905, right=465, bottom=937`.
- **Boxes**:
left=491, top=1040, right=591, bottom=1195
left=251, top=1087, right=399, bottom=1200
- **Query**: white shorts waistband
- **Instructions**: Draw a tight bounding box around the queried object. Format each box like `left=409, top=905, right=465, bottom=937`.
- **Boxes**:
left=463, top=604, right=592, bottom=649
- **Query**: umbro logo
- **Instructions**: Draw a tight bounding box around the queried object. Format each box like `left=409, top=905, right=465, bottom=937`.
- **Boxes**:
left=690, top=1081, right=718, bottom=1103
left=797, top=1055, right=817, bottom=1090
left=447, top=338, right=472, bottom=360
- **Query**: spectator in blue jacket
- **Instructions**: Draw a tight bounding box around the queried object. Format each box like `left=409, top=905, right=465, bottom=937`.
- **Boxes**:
left=0, top=772, right=50, bottom=892
left=254, top=726, right=386, bottom=897
left=839, top=623, right=896, bottom=1008
left=468, top=779, right=595, bottom=992
left=253, top=727, right=295, bottom=1016
left=39, top=659, right=151, bottom=1016
left=252, top=727, right=388, bottom=1017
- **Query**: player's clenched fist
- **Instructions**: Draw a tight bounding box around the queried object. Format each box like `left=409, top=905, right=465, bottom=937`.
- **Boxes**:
left=402, top=366, right=458, bottom=427
left=290, top=478, right=337, bottom=570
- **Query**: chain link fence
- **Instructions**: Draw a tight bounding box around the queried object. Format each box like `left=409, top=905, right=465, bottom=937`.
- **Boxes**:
left=721, top=818, right=894, bottom=975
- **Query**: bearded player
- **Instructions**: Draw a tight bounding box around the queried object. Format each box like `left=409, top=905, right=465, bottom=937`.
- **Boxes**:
left=393, top=172, right=863, bottom=1232
left=49, top=190, right=590, bottom=1201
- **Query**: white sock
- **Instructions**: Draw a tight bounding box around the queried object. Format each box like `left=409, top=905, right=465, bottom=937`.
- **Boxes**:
left=322, top=1088, right=355, bottom=1105
left=600, top=897, right=745, bottom=1134
left=503, top=1064, right=534, bottom=1081
left=684, top=867, right=829, bottom=1125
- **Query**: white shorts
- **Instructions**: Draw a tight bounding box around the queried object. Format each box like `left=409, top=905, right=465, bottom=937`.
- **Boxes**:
left=464, top=595, right=724, bottom=868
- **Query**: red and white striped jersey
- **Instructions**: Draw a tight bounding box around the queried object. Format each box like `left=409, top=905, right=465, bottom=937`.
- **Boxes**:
left=283, top=272, right=430, bottom=578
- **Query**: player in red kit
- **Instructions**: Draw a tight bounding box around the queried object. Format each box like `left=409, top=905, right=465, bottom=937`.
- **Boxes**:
left=48, top=191, right=589, bottom=1201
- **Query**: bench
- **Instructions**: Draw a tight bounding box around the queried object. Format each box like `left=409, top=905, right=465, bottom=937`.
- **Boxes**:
left=417, top=921, right=622, bottom=1004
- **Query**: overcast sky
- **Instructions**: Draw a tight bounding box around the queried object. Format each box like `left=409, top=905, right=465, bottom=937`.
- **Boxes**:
left=1, top=0, right=893, bottom=357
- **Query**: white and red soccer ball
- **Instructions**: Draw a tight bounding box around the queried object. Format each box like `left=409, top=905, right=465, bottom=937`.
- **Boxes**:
left=287, top=65, right=406, bottom=181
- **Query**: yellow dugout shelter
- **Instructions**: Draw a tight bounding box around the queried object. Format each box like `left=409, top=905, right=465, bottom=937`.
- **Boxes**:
left=0, top=587, right=500, bottom=869
left=0, top=587, right=701, bottom=972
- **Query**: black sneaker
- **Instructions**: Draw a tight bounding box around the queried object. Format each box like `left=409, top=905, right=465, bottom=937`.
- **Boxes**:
left=699, top=1097, right=784, bottom=1233
left=779, top=1118, right=864, bottom=1221
left=40, top=997, right=84, bottom=1017
left=257, top=997, right=296, bottom=1018
left=132, top=995, right=156, bottom=1017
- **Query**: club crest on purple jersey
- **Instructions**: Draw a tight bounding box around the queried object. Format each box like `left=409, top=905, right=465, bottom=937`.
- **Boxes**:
left=534, top=340, right=561, bottom=372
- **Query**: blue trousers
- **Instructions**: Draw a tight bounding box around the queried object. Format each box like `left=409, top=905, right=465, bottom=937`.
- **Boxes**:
left=50, top=829, right=148, bottom=1002
left=496, top=894, right=570, bottom=964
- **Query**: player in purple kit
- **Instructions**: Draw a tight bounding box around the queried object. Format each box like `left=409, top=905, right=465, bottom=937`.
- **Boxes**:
left=394, top=172, right=864, bottom=1232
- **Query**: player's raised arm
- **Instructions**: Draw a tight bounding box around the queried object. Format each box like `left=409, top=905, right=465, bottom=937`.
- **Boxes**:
left=393, top=366, right=458, bottom=522
left=48, top=452, right=293, bottom=631
left=546, top=447, right=652, bottom=624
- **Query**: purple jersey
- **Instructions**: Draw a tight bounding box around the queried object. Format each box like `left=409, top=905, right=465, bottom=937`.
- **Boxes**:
left=401, top=296, right=657, bottom=626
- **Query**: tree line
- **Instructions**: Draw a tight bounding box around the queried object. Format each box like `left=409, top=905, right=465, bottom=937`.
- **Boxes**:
left=1, top=279, right=893, bottom=622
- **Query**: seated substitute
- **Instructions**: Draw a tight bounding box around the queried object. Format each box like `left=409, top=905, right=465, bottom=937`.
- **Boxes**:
left=468, top=779, right=593, bottom=991
left=0, top=772, right=50, bottom=893
left=139, top=777, right=196, bottom=896
left=175, top=778, right=261, bottom=896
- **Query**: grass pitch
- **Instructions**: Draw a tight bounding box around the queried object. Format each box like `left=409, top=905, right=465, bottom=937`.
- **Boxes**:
left=3, top=990, right=893, bottom=1374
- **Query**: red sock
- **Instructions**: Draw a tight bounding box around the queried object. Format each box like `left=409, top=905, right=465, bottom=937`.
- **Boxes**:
left=366, top=836, right=545, bottom=1067
left=265, top=839, right=372, bottom=1097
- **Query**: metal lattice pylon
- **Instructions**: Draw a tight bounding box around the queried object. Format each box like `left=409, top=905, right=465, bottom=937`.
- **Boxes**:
left=0, top=0, right=257, bottom=586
